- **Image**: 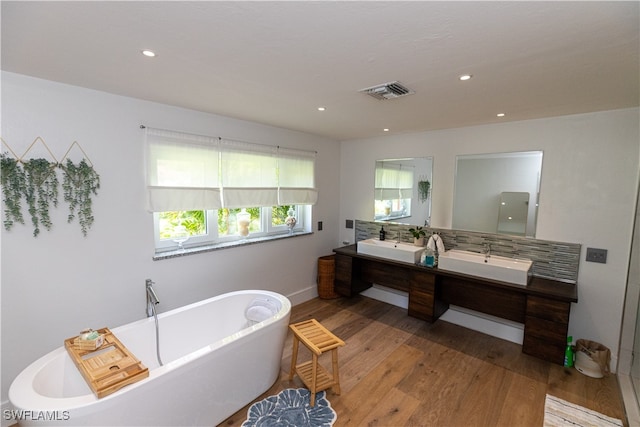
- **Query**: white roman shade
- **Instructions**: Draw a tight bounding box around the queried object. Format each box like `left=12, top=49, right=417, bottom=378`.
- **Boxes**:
left=145, top=127, right=317, bottom=212
left=220, top=139, right=279, bottom=208
left=145, top=127, right=221, bottom=212
left=375, top=162, right=414, bottom=200
left=277, top=147, right=318, bottom=205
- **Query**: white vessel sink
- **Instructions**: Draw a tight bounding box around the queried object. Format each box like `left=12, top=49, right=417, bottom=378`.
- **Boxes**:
left=357, top=238, right=423, bottom=264
left=438, top=249, right=532, bottom=286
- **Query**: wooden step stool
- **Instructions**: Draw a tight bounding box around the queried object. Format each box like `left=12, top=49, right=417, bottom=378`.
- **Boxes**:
left=288, top=319, right=345, bottom=406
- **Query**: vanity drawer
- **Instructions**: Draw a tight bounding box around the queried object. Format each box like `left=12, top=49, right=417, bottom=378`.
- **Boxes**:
left=334, top=254, right=353, bottom=296
left=409, top=290, right=434, bottom=306
left=524, top=315, right=568, bottom=342
left=408, top=271, right=446, bottom=322
left=361, top=259, right=410, bottom=292
left=410, top=270, right=436, bottom=287
left=522, top=334, right=566, bottom=365
left=408, top=289, right=434, bottom=320
left=335, top=255, right=373, bottom=296
left=440, top=277, right=526, bottom=323
left=526, top=296, right=570, bottom=323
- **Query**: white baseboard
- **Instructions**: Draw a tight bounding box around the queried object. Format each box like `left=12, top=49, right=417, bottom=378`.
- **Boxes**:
left=361, top=285, right=409, bottom=309
left=440, top=305, right=524, bottom=344
left=286, top=285, right=318, bottom=306
left=362, top=285, right=524, bottom=344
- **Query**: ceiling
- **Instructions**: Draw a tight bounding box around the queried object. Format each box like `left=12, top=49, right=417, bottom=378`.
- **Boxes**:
left=2, top=1, right=638, bottom=141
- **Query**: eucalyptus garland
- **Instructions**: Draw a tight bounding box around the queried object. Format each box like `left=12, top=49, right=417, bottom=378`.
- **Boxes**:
left=60, top=159, right=100, bottom=236
left=22, top=158, right=59, bottom=237
left=0, top=153, right=26, bottom=230
left=418, top=180, right=431, bottom=203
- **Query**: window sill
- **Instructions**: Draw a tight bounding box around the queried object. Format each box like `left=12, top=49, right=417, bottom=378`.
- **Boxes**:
left=153, top=231, right=314, bottom=261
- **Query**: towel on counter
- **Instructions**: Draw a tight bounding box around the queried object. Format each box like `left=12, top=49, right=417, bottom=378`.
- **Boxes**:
left=426, top=236, right=437, bottom=251
left=426, top=234, right=446, bottom=253
left=245, top=297, right=280, bottom=323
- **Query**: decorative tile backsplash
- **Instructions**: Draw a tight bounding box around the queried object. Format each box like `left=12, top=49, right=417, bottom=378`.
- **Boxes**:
left=355, top=220, right=581, bottom=283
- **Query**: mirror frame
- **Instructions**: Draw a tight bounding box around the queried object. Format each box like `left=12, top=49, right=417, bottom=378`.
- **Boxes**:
left=452, top=151, right=543, bottom=237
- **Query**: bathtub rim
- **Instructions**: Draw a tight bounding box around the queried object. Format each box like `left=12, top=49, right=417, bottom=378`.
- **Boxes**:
left=8, top=289, right=291, bottom=413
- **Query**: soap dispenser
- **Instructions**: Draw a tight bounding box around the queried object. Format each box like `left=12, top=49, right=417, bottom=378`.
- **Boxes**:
left=422, top=247, right=436, bottom=267
left=423, top=234, right=437, bottom=267
left=379, top=226, right=386, bottom=241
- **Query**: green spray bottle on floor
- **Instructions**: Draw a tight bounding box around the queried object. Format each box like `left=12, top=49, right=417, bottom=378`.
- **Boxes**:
left=564, top=336, right=574, bottom=367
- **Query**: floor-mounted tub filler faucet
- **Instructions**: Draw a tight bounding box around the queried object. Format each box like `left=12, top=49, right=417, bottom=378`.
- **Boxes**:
left=145, top=278, right=163, bottom=366
left=146, top=278, right=160, bottom=317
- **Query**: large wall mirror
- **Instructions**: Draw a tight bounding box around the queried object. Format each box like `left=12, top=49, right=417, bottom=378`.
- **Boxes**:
left=374, top=157, right=433, bottom=226
left=453, top=151, right=543, bottom=237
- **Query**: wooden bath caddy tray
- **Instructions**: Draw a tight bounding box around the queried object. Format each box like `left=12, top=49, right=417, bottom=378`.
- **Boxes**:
left=64, top=327, right=148, bottom=398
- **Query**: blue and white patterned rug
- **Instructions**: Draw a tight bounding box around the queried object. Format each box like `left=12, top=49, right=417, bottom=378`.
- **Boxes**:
left=242, top=388, right=337, bottom=427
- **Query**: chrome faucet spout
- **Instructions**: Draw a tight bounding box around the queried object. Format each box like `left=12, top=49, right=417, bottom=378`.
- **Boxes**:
left=483, top=243, right=492, bottom=259
left=147, top=286, right=160, bottom=305
left=145, top=279, right=159, bottom=317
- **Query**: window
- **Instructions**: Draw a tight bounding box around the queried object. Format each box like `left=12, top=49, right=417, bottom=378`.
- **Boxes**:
left=153, top=205, right=305, bottom=251
left=374, top=198, right=411, bottom=220
left=144, top=127, right=316, bottom=253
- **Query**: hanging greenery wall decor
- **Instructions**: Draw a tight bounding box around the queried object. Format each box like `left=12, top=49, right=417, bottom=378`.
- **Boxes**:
left=418, top=180, right=431, bottom=203
left=61, top=159, right=100, bottom=236
left=0, top=153, right=27, bottom=230
left=0, top=138, right=100, bottom=237
left=22, top=158, right=59, bottom=237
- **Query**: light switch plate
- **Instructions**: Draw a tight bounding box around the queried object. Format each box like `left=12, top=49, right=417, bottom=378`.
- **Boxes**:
left=586, top=247, right=607, bottom=264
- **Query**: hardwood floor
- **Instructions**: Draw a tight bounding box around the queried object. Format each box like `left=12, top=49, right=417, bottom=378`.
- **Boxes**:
left=220, top=295, right=627, bottom=426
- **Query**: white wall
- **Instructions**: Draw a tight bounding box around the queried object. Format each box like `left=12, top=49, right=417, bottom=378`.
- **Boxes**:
left=339, top=108, right=640, bottom=371
left=0, top=72, right=342, bottom=405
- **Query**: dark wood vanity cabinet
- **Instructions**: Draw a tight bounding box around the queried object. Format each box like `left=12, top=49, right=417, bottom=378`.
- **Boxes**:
left=408, top=270, right=448, bottom=322
left=333, top=245, right=578, bottom=365
left=522, top=295, right=571, bottom=365
left=335, top=253, right=372, bottom=297
left=439, top=276, right=527, bottom=323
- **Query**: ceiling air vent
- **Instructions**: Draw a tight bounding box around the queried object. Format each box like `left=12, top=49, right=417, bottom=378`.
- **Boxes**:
left=359, top=81, right=415, bottom=100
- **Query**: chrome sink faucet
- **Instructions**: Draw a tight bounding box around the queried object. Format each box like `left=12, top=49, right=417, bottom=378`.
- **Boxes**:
left=146, top=278, right=160, bottom=317
left=483, top=243, right=492, bottom=260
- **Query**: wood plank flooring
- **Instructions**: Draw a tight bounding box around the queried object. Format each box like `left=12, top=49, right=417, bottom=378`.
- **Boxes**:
left=220, top=295, right=627, bottom=426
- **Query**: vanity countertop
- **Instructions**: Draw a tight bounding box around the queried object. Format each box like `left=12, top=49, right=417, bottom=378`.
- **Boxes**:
left=333, top=244, right=577, bottom=303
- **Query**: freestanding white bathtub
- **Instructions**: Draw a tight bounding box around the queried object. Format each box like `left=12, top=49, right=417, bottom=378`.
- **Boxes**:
left=9, top=290, right=291, bottom=426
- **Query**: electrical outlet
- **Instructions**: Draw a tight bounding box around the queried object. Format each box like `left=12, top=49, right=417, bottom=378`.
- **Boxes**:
left=586, top=247, right=608, bottom=264
left=345, top=219, right=354, bottom=229
left=318, top=221, right=323, bottom=231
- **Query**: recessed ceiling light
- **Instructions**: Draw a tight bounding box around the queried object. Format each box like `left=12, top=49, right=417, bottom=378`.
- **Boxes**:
left=142, top=50, right=156, bottom=57
left=317, top=107, right=325, bottom=111
left=383, top=128, right=390, bottom=132
left=459, top=74, right=472, bottom=81
left=497, top=113, right=506, bottom=117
